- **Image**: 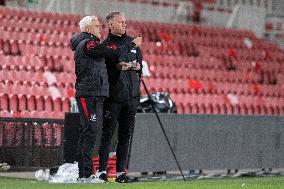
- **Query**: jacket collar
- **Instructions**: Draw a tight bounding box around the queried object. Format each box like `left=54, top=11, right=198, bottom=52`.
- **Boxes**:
left=89, top=33, right=100, bottom=42
left=108, top=32, right=127, bottom=40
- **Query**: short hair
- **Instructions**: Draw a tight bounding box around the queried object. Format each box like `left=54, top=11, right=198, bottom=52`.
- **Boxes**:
left=79, top=16, right=97, bottom=31
left=105, top=11, right=124, bottom=23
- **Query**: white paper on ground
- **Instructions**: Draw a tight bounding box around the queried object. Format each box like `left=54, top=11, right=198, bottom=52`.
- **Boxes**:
left=35, top=162, right=79, bottom=183
left=35, top=162, right=104, bottom=184
left=48, top=162, right=79, bottom=183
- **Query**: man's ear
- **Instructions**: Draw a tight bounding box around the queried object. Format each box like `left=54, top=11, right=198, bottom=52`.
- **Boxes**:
left=107, top=21, right=112, bottom=28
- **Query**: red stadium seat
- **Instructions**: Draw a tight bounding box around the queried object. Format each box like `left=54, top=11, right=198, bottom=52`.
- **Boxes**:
left=18, top=95, right=28, bottom=111
left=0, top=94, right=9, bottom=111
left=62, top=98, right=71, bottom=113
left=27, top=95, right=36, bottom=111
left=9, top=94, right=19, bottom=111
left=53, top=98, right=63, bottom=112
left=45, top=96, right=53, bottom=111
left=36, top=96, right=44, bottom=111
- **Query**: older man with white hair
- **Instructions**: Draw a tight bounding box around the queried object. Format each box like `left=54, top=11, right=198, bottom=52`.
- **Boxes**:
left=70, top=16, right=142, bottom=182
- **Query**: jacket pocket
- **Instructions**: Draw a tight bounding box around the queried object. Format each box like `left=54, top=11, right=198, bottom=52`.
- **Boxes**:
left=130, top=72, right=140, bottom=97
left=111, top=73, right=129, bottom=101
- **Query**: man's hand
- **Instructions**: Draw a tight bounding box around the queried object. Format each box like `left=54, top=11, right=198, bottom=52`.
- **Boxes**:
left=116, top=62, right=132, bottom=70
left=116, top=62, right=141, bottom=71
left=129, top=63, right=141, bottom=70
left=132, top=36, right=142, bottom=47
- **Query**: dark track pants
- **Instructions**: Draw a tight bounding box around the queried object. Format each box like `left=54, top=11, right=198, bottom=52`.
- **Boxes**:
left=76, top=96, right=105, bottom=178
left=98, top=97, right=139, bottom=172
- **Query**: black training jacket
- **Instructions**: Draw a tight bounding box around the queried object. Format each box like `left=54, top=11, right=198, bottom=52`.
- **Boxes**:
left=102, top=33, right=143, bottom=102
left=70, top=32, right=135, bottom=97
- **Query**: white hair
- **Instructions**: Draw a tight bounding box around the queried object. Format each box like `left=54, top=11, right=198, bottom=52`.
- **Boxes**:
left=79, top=16, right=97, bottom=32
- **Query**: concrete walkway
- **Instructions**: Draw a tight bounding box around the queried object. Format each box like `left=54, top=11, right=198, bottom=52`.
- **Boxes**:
left=1, top=169, right=283, bottom=181
left=0, top=172, right=35, bottom=179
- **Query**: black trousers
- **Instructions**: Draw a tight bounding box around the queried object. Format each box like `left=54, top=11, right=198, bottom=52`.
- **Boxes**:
left=76, top=96, right=105, bottom=178
left=99, top=97, right=139, bottom=172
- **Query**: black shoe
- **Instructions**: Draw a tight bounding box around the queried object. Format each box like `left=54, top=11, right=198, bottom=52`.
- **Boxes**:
left=99, top=173, right=109, bottom=183
left=115, top=173, right=133, bottom=183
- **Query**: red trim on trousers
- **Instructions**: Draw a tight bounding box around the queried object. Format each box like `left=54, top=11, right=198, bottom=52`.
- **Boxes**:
left=80, top=98, right=89, bottom=122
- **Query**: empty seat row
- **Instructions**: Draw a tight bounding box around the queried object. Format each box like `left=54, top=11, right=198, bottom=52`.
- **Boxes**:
left=200, top=46, right=284, bottom=64
left=0, top=6, right=80, bottom=26
left=177, top=103, right=284, bottom=115
left=0, top=54, right=74, bottom=73
left=19, top=44, right=71, bottom=57
left=129, top=20, right=256, bottom=40
left=0, top=18, right=78, bottom=35
left=0, top=83, right=75, bottom=99
left=0, top=94, right=71, bottom=113
left=145, top=66, right=264, bottom=83
left=0, top=69, right=75, bottom=85
left=145, top=54, right=283, bottom=74
left=1, top=29, right=72, bottom=47
left=0, top=109, right=65, bottom=119
left=169, top=92, right=284, bottom=108
left=0, top=38, right=21, bottom=56
left=141, top=78, right=283, bottom=97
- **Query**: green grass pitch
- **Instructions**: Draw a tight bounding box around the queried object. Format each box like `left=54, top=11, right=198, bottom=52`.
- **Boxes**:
left=1, top=176, right=283, bottom=189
